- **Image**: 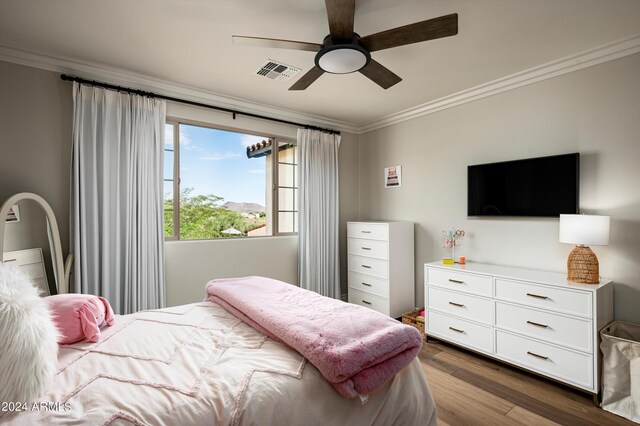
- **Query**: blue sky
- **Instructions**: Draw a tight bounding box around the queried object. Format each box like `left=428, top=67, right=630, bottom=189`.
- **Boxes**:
left=165, top=124, right=267, bottom=206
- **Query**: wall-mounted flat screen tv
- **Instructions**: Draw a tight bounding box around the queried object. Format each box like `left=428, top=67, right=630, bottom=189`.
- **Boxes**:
left=468, top=153, right=579, bottom=217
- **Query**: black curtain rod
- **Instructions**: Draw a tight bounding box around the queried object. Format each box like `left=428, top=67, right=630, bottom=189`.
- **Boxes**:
left=59, top=74, right=340, bottom=135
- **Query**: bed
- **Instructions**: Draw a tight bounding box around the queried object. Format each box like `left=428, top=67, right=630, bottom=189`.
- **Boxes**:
left=3, top=301, right=436, bottom=425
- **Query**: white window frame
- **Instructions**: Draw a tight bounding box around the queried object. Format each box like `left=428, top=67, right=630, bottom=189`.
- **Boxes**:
left=274, top=140, right=298, bottom=236
left=164, top=117, right=297, bottom=241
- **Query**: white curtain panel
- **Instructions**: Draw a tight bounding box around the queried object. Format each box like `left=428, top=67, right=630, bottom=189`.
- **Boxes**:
left=71, top=82, right=166, bottom=314
left=297, top=128, right=341, bottom=298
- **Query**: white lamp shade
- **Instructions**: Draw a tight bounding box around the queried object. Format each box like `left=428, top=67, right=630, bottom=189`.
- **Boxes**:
left=559, top=214, right=610, bottom=246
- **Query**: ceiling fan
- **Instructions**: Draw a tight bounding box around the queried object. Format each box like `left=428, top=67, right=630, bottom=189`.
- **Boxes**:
left=232, top=0, right=458, bottom=91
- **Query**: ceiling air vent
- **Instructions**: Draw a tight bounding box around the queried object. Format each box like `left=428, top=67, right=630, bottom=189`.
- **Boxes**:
left=256, top=60, right=301, bottom=81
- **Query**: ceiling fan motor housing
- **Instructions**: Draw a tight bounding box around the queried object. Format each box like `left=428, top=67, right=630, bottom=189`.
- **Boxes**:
left=315, top=33, right=371, bottom=74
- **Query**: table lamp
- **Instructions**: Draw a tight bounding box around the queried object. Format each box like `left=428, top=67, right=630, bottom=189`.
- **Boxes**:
left=559, top=214, right=610, bottom=284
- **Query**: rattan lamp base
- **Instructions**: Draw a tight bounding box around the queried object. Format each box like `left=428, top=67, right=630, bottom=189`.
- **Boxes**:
left=567, top=246, right=600, bottom=284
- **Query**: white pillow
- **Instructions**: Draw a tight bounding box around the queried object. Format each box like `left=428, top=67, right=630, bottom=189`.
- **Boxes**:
left=0, top=263, right=59, bottom=405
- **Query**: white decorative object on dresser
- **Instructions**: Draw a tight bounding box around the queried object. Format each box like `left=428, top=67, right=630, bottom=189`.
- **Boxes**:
left=2, top=248, right=50, bottom=296
left=425, top=261, right=613, bottom=395
left=347, top=221, right=414, bottom=317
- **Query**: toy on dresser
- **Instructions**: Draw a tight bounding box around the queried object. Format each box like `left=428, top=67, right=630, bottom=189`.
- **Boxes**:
left=442, top=228, right=465, bottom=264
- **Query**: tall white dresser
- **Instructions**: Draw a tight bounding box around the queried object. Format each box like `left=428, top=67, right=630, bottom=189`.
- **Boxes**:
left=425, top=261, right=613, bottom=394
left=347, top=221, right=414, bottom=317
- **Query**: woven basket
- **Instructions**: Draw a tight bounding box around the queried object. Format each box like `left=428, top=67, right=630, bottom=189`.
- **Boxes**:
left=567, top=246, right=600, bottom=284
left=402, top=308, right=426, bottom=341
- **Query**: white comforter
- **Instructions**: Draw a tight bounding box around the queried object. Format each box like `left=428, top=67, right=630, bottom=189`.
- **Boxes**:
left=2, top=302, right=436, bottom=425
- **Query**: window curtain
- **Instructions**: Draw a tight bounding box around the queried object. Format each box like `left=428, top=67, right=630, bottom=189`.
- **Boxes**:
left=297, top=128, right=341, bottom=298
left=71, top=82, right=166, bottom=314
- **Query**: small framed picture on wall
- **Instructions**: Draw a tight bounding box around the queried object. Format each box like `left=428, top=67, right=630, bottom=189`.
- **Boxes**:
left=5, top=204, right=20, bottom=223
left=384, top=166, right=402, bottom=188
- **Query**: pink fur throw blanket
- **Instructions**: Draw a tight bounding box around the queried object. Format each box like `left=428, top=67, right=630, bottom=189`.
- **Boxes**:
left=205, top=276, right=422, bottom=398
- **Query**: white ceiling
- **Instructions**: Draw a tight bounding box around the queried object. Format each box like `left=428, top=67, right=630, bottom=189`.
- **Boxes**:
left=1, top=0, right=639, bottom=127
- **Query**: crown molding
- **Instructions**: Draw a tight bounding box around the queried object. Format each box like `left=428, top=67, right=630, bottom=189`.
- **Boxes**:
left=0, top=44, right=361, bottom=134
left=1, top=35, right=639, bottom=136
left=357, top=34, right=640, bottom=134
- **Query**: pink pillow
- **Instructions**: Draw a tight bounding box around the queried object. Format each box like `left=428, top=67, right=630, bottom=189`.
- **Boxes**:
left=45, top=294, right=115, bottom=344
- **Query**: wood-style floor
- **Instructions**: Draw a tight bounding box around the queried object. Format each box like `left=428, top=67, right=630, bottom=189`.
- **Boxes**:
left=418, top=339, right=635, bottom=426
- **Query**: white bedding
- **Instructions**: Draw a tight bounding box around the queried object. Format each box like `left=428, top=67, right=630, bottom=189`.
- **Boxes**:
left=2, top=302, right=436, bottom=425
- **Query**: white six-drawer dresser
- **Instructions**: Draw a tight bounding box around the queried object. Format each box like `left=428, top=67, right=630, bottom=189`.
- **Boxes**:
left=347, top=221, right=414, bottom=318
left=425, top=261, right=613, bottom=395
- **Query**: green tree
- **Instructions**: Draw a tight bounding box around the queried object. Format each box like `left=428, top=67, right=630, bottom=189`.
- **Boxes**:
left=164, top=187, right=266, bottom=240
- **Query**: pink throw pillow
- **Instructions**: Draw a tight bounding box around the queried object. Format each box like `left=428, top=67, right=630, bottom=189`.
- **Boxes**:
left=45, top=294, right=115, bottom=344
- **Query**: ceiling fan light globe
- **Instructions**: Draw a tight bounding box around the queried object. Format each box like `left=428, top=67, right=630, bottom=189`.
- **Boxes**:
left=317, top=47, right=368, bottom=74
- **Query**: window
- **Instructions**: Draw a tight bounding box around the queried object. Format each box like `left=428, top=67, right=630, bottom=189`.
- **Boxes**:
left=276, top=141, right=298, bottom=233
left=164, top=120, right=297, bottom=240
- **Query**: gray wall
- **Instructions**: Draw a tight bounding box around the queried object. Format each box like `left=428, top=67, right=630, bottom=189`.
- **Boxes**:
left=0, top=61, right=73, bottom=291
left=0, top=61, right=72, bottom=255
left=356, top=53, right=640, bottom=322
left=165, top=236, right=298, bottom=306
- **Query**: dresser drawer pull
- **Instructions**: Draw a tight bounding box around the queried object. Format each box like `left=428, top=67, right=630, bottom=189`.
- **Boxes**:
left=448, top=326, right=465, bottom=333
left=527, top=351, right=549, bottom=360
left=361, top=282, right=372, bottom=287
left=361, top=247, right=372, bottom=250
left=361, top=265, right=372, bottom=269
left=526, top=292, right=549, bottom=300
left=448, top=279, right=464, bottom=284
left=448, top=302, right=465, bottom=308
left=527, top=320, right=549, bottom=328
left=3, top=258, right=17, bottom=262
left=362, top=300, right=372, bottom=305
left=361, top=230, right=372, bottom=234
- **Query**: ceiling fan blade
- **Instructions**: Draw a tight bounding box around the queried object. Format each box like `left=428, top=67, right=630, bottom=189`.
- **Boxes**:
left=289, top=66, right=325, bottom=91
left=232, top=35, right=322, bottom=52
left=361, top=13, right=458, bottom=52
left=359, top=59, right=402, bottom=89
left=325, top=0, right=355, bottom=40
